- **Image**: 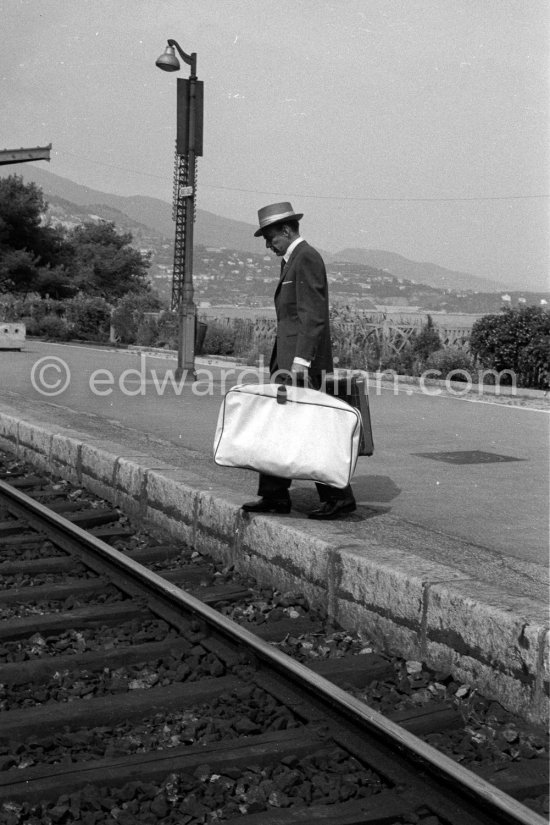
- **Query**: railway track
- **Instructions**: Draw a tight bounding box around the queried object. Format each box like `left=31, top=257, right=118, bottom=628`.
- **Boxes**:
left=0, top=468, right=546, bottom=825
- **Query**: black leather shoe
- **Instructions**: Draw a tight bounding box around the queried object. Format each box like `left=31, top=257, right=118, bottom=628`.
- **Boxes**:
left=308, top=498, right=356, bottom=520
left=242, top=497, right=291, bottom=514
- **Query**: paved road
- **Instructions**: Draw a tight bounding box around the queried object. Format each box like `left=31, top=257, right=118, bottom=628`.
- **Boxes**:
left=0, top=341, right=547, bottom=567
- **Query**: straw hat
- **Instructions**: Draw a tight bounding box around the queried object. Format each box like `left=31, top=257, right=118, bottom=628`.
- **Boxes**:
left=254, top=202, right=304, bottom=237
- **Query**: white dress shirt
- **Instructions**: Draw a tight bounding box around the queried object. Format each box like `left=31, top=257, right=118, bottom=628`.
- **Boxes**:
left=283, top=238, right=311, bottom=368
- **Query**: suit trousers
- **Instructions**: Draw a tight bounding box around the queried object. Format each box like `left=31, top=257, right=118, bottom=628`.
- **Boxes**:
left=257, top=473, right=353, bottom=502
left=256, top=369, right=354, bottom=502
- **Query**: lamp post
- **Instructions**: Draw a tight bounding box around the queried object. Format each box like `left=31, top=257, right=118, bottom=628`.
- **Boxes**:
left=155, top=40, right=204, bottom=381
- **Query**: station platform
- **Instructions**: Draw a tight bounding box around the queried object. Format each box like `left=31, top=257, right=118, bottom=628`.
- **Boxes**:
left=0, top=343, right=547, bottom=723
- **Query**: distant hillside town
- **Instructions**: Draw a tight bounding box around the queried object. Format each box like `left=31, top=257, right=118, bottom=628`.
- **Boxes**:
left=2, top=170, right=547, bottom=390
left=44, top=193, right=548, bottom=317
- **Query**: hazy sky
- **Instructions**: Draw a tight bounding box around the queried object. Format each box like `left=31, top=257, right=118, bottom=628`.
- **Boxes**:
left=2, top=0, right=549, bottom=289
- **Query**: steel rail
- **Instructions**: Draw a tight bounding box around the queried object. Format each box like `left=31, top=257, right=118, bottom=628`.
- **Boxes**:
left=0, top=477, right=544, bottom=825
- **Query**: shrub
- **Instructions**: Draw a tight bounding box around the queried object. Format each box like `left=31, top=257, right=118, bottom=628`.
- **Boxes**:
left=376, top=316, right=443, bottom=375
left=111, top=293, right=162, bottom=344
left=203, top=321, right=236, bottom=356
left=333, top=341, right=373, bottom=371
left=154, top=311, right=178, bottom=349
left=26, top=298, right=48, bottom=321
left=425, top=348, right=474, bottom=381
left=0, top=296, right=19, bottom=321
left=0, top=295, right=65, bottom=323
left=19, top=316, right=39, bottom=336
left=230, top=318, right=255, bottom=355
left=411, top=315, right=441, bottom=361
left=65, top=295, right=112, bottom=342
left=235, top=317, right=275, bottom=362
left=36, top=314, right=69, bottom=340
left=379, top=348, right=419, bottom=375
left=240, top=340, right=273, bottom=367
left=330, top=305, right=379, bottom=370
left=135, top=316, right=159, bottom=347
left=470, top=306, right=550, bottom=389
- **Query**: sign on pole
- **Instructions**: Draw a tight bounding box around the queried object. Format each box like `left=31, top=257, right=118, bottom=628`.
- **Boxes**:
left=176, top=78, right=204, bottom=156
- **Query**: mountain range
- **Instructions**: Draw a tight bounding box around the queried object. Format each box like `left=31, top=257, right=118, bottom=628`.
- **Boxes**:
left=0, top=164, right=525, bottom=294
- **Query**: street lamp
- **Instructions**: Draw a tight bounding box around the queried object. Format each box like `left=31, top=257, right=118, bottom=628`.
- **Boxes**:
left=155, top=40, right=204, bottom=381
left=156, top=40, right=196, bottom=76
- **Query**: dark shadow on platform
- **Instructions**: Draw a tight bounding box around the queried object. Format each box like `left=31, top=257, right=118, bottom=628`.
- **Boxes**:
left=289, top=475, right=400, bottom=519
left=352, top=474, right=401, bottom=504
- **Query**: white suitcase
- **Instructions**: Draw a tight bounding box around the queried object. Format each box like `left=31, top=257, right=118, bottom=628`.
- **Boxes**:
left=213, top=383, right=362, bottom=489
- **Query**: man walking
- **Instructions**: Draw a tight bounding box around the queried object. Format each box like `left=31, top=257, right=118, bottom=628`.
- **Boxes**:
left=241, top=202, right=356, bottom=520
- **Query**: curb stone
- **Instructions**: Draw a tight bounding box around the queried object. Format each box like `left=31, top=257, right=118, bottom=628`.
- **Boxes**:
left=0, top=409, right=547, bottom=724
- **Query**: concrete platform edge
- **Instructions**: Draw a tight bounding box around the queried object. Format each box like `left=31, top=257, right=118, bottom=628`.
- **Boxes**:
left=0, top=410, right=547, bottom=724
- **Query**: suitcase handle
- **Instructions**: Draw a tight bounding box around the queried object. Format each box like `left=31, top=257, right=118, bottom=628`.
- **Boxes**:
left=276, top=385, right=288, bottom=405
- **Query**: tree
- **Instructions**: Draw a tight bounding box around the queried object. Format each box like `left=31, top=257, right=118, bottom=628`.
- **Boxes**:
left=34, top=265, right=78, bottom=300
left=0, top=175, right=70, bottom=296
left=0, top=247, right=39, bottom=294
left=0, top=175, right=48, bottom=253
left=0, top=177, right=151, bottom=301
left=64, top=221, right=151, bottom=299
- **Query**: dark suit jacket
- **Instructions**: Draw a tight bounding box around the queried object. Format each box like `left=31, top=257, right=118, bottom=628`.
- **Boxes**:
left=270, top=240, right=333, bottom=380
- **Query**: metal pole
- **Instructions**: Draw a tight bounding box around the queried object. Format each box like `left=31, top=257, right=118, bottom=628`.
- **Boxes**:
left=175, top=65, right=197, bottom=381
left=158, top=42, right=200, bottom=382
